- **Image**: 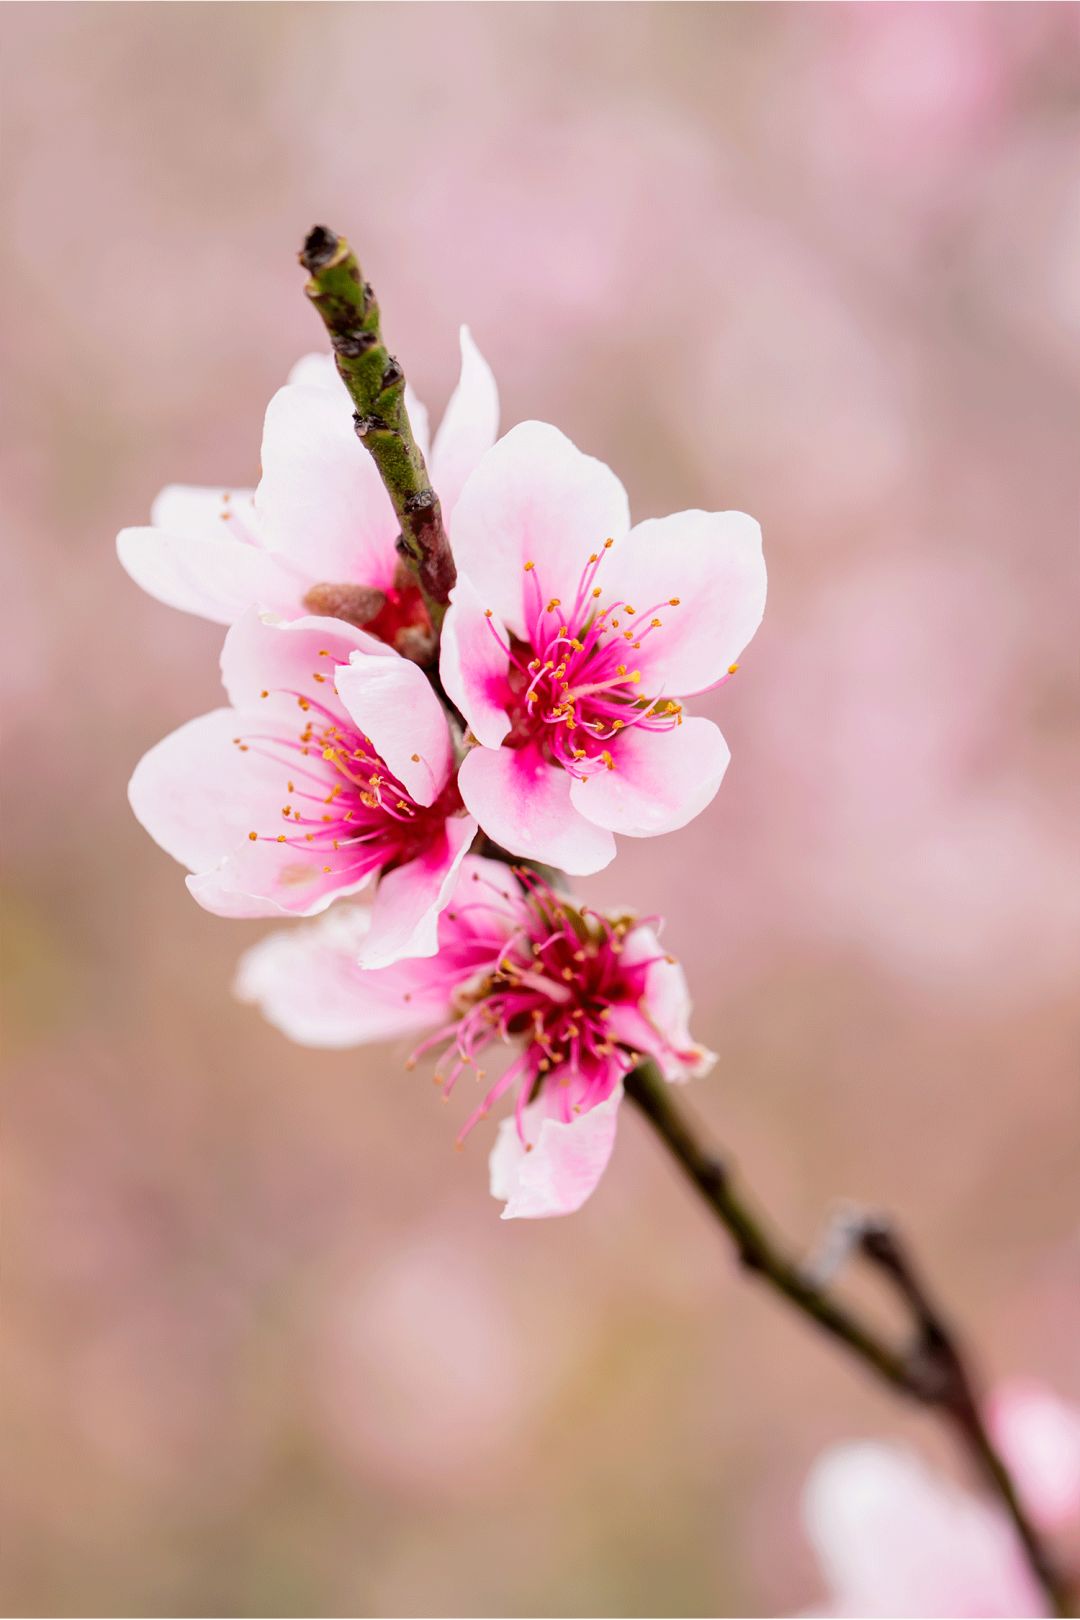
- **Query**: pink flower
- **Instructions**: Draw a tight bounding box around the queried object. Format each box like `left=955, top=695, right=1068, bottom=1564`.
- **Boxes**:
left=439, top=422, right=766, bottom=873
left=117, top=330, right=499, bottom=648
left=802, top=1383, right=1080, bottom=1617
left=236, top=857, right=714, bottom=1218
left=989, top=1380, right=1080, bottom=1535
left=128, top=610, right=476, bottom=966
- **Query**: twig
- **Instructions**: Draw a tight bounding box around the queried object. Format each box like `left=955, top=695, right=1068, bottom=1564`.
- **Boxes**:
left=623, top=1061, right=1073, bottom=1618
left=298, top=225, right=456, bottom=623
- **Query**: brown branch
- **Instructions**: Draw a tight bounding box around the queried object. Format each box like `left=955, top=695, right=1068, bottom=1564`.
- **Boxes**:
left=623, top=1061, right=1073, bottom=1618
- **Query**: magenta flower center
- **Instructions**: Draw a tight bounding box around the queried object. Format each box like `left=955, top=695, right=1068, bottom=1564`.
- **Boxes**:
left=234, top=668, right=458, bottom=883
left=485, top=540, right=686, bottom=779
left=410, top=868, right=670, bottom=1144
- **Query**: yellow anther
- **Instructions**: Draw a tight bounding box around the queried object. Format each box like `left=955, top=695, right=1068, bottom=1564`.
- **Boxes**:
left=603, top=537, right=614, bottom=549
left=668, top=598, right=680, bottom=607
left=591, top=586, right=602, bottom=598
left=650, top=618, right=661, bottom=628
left=728, top=662, right=739, bottom=674
left=484, top=608, right=493, bottom=618
left=411, top=752, right=420, bottom=762
left=524, top=560, right=535, bottom=571
left=276, top=834, right=286, bottom=843
left=248, top=831, right=258, bottom=841
left=260, top=689, right=269, bottom=699
left=312, top=671, right=326, bottom=683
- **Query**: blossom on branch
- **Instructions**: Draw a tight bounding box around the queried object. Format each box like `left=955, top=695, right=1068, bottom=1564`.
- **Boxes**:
left=117, top=329, right=498, bottom=652
left=129, top=610, right=476, bottom=966
left=236, top=857, right=714, bottom=1218
left=440, top=421, right=766, bottom=872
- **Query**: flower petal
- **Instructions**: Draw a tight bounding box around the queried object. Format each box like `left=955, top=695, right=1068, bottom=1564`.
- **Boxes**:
left=431, top=327, right=500, bottom=521
left=989, top=1381, right=1080, bottom=1534
left=458, top=744, right=615, bottom=874
left=606, top=925, right=716, bottom=1083
left=439, top=574, right=513, bottom=749
left=117, top=523, right=299, bottom=625
left=128, top=707, right=285, bottom=873
left=803, top=1442, right=1041, bottom=1616
left=334, top=650, right=454, bottom=807
left=570, top=716, right=730, bottom=838
left=235, top=907, right=448, bottom=1048
left=150, top=484, right=259, bottom=541
left=358, top=814, right=478, bottom=968
left=489, top=1084, right=623, bottom=1220
left=220, top=609, right=389, bottom=719
left=187, top=835, right=374, bottom=919
left=255, top=383, right=401, bottom=589
left=611, top=510, right=766, bottom=696
left=449, top=421, right=631, bottom=637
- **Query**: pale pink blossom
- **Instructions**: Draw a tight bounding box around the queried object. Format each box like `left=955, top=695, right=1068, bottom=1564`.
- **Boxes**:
left=440, top=421, right=765, bottom=873
left=117, top=330, right=498, bottom=646
left=802, top=1383, right=1080, bottom=1617
left=236, top=857, right=714, bottom=1218
left=989, top=1380, right=1080, bottom=1534
left=128, top=610, right=476, bottom=965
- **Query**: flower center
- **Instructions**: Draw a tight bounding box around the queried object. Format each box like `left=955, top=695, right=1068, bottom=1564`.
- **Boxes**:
left=484, top=540, right=685, bottom=780
left=234, top=669, right=457, bottom=883
left=407, top=868, right=669, bottom=1144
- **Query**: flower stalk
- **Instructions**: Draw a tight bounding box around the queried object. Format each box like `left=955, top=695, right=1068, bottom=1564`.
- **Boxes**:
left=299, top=225, right=456, bottom=623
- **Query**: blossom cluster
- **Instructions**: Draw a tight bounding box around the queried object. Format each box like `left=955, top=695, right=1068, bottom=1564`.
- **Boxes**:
left=120, top=332, right=766, bottom=1216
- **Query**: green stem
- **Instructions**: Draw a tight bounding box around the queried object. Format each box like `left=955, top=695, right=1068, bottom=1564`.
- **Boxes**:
left=298, top=225, right=455, bottom=625
left=623, top=1060, right=1073, bottom=1618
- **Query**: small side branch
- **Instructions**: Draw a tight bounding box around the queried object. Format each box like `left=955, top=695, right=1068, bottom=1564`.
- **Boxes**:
left=298, top=225, right=456, bottom=621
left=623, top=1060, right=1073, bottom=1618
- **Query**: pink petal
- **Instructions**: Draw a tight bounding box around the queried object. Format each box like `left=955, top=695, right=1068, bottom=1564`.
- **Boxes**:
left=235, top=907, right=449, bottom=1048
left=610, top=510, right=766, bottom=696
left=988, top=1381, right=1080, bottom=1533
left=607, top=926, right=716, bottom=1083
left=458, top=744, right=615, bottom=874
left=803, top=1443, right=1043, bottom=1617
left=128, top=707, right=285, bottom=873
left=570, top=716, right=730, bottom=838
left=286, top=353, right=338, bottom=390
left=448, top=421, right=630, bottom=638
left=489, top=1084, right=623, bottom=1220
left=220, top=609, right=389, bottom=719
left=431, top=327, right=500, bottom=521
left=151, top=484, right=259, bottom=540
left=255, top=383, right=401, bottom=589
left=334, top=650, right=454, bottom=807
left=187, top=834, right=375, bottom=920
left=117, top=523, right=299, bottom=625
left=439, top=574, right=513, bottom=749
left=359, top=814, right=478, bottom=968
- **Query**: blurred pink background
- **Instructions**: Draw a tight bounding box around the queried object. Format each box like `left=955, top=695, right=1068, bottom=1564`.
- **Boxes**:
left=2, top=4, right=1078, bottom=1614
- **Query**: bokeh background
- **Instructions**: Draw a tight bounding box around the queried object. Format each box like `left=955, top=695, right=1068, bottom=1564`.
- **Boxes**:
left=2, top=3, right=1078, bottom=1614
